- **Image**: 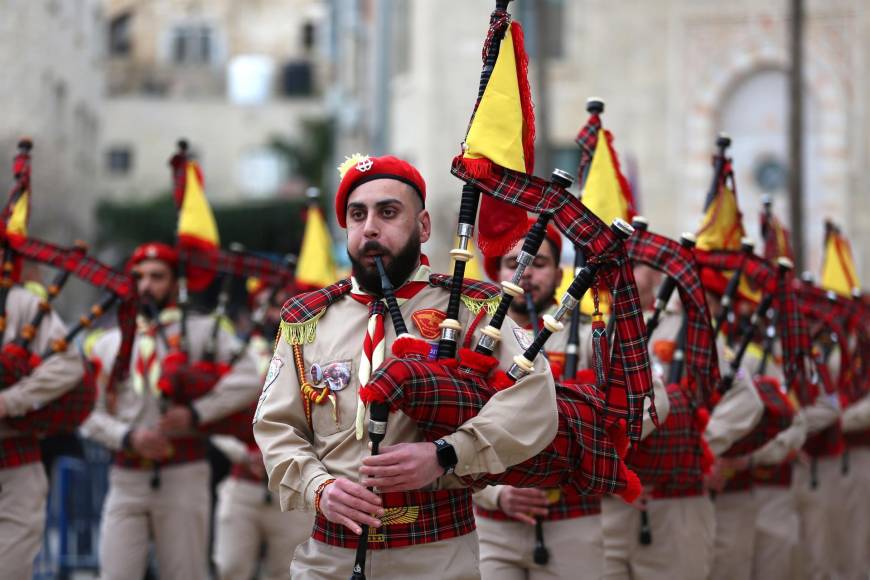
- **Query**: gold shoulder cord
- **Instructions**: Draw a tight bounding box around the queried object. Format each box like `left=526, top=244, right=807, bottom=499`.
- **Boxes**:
left=292, top=343, right=330, bottom=429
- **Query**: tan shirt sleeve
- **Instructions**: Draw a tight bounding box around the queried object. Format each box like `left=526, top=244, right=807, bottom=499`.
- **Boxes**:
left=750, top=411, right=807, bottom=466
left=441, top=315, right=557, bottom=478
left=804, top=391, right=840, bottom=435
left=191, top=323, right=262, bottom=424
left=641, top=376, right=669, bottom=440
left=705, top=344, right=763, bottom=456
left=254, top=336, right=332, bottom=511
left=211, top=435, right=249, bottom=464
left=843, top=392, right=870, bottom=432
left=78, top=331, right=129, bottom=450
left=472, top=485, right=504, bottom=511
left=1, top=304, right=83, bottom=417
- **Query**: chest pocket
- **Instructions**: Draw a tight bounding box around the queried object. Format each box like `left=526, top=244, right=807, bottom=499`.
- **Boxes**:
left=307, top=356, right=358, bottom=437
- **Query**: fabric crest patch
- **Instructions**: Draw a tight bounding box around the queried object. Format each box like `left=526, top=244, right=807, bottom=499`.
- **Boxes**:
left=254, top=356, right=283, bottom=424
left=412, top=308, right=447, bottom=340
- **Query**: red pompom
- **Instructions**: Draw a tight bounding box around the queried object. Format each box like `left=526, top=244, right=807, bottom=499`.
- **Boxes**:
left=457, top=348, right=499, bottom=376
left=575, top=368, right=597, bottom=385
left=616, top=462, right=643, bottom=504
left=391, top=336, right=431, bottom=360
left=548, top=360, right=564, bottom=381
left=694, top=407, right=711, bottom=431
left=488, top=371, right=514, bottom=392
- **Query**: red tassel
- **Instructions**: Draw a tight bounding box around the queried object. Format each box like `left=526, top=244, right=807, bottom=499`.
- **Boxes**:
left=391, top=336, right=432, bottom=360
left=694, top=408, right=715, bottom=474
left=359, top=384, right=391, bottom=407
left=510, top=21, right=535, bottom=174
left=477, top=196, right=529, bottom=258
left=458, top=348, right=499, bottom=376
left=591, top=315, right=609, bottom=389
left=616, top=462, right=643, bottom=503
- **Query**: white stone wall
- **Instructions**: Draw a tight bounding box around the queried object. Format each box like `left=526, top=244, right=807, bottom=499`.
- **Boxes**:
left=0, top=0, right=104, bottom=242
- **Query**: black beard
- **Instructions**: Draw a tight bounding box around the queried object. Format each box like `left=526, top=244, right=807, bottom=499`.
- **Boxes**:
left=349, top=233, right=421, bottom=295
left=140, top=292, right=172, bottom=318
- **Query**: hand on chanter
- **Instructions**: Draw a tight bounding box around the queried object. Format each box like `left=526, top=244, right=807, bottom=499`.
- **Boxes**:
left=498, top=487, right=550, bottom=525
left=360, top=441, right=445, bottom=492
left=319, top=477, right=384, bottom=535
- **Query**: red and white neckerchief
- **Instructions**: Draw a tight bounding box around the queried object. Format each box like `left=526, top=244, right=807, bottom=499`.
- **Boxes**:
left=349, top=257, right=431, bottom=439
left=132, top=307, right=181, bottom=396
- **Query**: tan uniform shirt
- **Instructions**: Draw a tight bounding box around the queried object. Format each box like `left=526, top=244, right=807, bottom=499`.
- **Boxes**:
left=81, top=310, right=261, bottom=450
left=843, top=391, right=870, bottom=432
left=0, top=286, right=81, bottom=429
left=254, top=274, right=558, bottom=512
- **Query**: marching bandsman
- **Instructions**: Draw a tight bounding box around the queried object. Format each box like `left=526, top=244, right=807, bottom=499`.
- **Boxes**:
left=253, top=154, right=558, bottom=580
left=0, top=282, right=83, bottom=580
left=473, top=220, right=605, bottom=580
left=212, top=285, right=313, bottom=580
left=600, top=264, right=712, bottom=580
left=839, top=375, right=870, bottom=575
left=80, top=242, right=261, bottom=580
left=698, top=273, right=765, bottom=580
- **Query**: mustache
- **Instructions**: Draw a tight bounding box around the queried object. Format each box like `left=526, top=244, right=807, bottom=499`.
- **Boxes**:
left=360, top=240, right=390, bottom=256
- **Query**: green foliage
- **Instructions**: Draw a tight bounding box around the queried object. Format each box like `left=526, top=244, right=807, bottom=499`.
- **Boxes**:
left=94, top=193, right=307, bottom=257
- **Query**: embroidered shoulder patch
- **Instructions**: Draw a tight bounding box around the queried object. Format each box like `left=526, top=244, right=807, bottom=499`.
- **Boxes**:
left=412, top=308, right=446, bottom=339
left=512, top=327, right=534, bottom=350
left=254, top=356, right=283, bottom=424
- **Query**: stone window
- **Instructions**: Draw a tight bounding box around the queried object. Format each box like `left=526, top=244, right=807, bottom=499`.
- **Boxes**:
left=108, top=12, right=132, bottom=56
left=171, top=24, right=215, bottom=66
left=106, top=146, right=133, bottom=175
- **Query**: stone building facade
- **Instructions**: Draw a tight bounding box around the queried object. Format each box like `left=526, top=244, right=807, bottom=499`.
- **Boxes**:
left=101, top=0, right=328, bottom=204
left=329, top=0, right=869, bottom=282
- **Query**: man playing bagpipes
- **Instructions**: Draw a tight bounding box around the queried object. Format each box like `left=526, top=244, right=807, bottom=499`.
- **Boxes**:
left=253, top=154, right=559, bottom=580
left=80, top=242, right=262, bottom=580
left=0, top=139, right=131, bottom=580
left=471, top=219, right=612, bottom=580
left=212, top=281, right=313, bottom=580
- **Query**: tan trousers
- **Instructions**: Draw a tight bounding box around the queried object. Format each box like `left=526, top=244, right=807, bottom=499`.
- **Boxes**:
left=710, top=490, right=757, bottom=580
left=477, top=514, right=602, bottom=580
left=831, top=448, right=870, bottom=580
left=214, top=477, right=314, bottom=580
left=98, top=461, right=210, bottom=580
left=0, top=463, right=48, bottom=580
left=290, top=531, right=480, bottom=580
left=793, top=457, right=841, bottom=580
left=601, top=495, right=714, bottom=580
left=752, top=486, right=799, bottom=580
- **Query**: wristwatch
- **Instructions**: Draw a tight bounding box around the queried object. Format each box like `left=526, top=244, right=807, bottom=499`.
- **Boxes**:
left=434, top=439, right=458, bottom=475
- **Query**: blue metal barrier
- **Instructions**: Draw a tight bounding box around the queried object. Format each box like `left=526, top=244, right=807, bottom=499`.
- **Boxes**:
left=33, top=441, right=111, bottom=579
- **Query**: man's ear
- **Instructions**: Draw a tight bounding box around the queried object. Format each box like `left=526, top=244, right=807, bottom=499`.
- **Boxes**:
left=418, top=209, right=431, bottom=244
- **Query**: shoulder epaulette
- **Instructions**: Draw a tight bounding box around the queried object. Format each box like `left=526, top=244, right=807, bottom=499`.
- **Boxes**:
left=279, top=279, right=352, bottom=345
left=428, top=274, right=501, bottom=317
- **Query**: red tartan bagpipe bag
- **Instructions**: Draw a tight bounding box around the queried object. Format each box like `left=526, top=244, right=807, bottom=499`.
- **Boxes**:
left=0, top=141, right=137, bottom=437
left=621, top=225, right=720, bottom=495
left=151, top=250, right=296, bottom=445
left=352, top=166, right=665, bottom=502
